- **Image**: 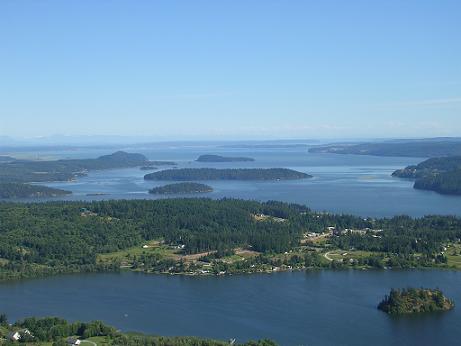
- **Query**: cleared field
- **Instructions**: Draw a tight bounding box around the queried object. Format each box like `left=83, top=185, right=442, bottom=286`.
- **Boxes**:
left=447, top=255, right=461, bottom=269
left=97, top=240, right=178, bottom=264
left=323, top=250, right=380, bottom=261
left=445, top=243, right=461, bottom=269
left=96, top=241, right=260, bottom=270
left=86, top=336, right=111, bottom=345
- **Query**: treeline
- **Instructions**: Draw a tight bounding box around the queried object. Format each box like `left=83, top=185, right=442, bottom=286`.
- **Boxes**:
left=0, top=314, right=276, bottom=345
left=89, top=199, right=308, bottom=254
left=0, top=183, right=71, bottom=199
left=144, top=168, right=311, bottom=181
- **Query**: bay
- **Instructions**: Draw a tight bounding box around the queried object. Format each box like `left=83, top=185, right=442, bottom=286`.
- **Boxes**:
left=31, top=145, right=461, bottom=217
left=1, top=270, right=459, bottom=346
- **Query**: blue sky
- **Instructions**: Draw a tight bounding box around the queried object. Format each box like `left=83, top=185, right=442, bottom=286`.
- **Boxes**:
left=1, top=0, right=460, bottom=139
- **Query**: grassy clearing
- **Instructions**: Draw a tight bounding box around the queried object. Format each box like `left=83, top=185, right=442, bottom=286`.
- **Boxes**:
left=235, top=248, right=260, bottom=258
left=447, top=255, right=461, bottom=269
left=97, top=239, right=178, bottom=264
left=86, top=335, right=111, bottom=345
left=444, top=243, right=461, bottom=269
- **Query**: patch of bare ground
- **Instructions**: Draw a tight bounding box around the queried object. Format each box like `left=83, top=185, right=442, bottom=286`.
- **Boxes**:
left=235, top=248, right=260, bottom=257
left=180, top=251, right=215, bottom=261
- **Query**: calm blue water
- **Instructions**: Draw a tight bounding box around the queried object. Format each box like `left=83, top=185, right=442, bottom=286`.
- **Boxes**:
left=1, top=270, right=460, bottom=346
left=21, top=145, right=461, bottom=217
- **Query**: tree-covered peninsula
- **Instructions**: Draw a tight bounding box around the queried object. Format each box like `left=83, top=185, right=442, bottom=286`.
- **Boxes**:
left=0, top=313, right=276, bottom=346
left=0, top=183, right=71, bottom=199
left=378, top=288, right=454, bottom=315
left=2, top=199, right=461, bottom=280
left=196, top=154, right=255, bottom=162
left=149, top=182, right=213, bottom=194
left=393, top=156, right=461, bottom=195
left=144, top=168, right=311, bottom=181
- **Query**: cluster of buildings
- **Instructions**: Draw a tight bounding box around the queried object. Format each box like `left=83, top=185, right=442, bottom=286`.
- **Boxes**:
left=305, top=226, right=383, bottom=239
left=331, top=227, right=383, bottom=237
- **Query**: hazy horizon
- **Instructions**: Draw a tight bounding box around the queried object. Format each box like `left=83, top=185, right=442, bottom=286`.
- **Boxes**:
left=2, top=133, right=461, bottom=146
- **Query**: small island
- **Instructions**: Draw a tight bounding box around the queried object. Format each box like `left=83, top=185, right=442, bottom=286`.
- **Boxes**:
left=0, top=183, right=71, bottom=199
left=149, top=182, right=213, bottom=194
left=196, top=154, right=255, bottom=162
left=144, top=168, right=312, bottom=181
left=378, top=288, right=454, bottom=315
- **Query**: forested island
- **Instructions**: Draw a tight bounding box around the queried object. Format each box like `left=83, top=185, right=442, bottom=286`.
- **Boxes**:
left=2, top=198, right=461, bottom=281
left=0, top=183, right=71, bottom=199
left=0, top=313, right=275, bottom=346
left=393, top=156, right=461, bottom=195
left=309, top=138, right=461, bottom=157
left=144, top=168, right=311, bottom=181
left=196, top=154, right=255, bottom=162
left=378, top=288, right=454, bottom=315
left=149, top=182, right=213, bottom=194
left=0, top=151, right=152, bottom=184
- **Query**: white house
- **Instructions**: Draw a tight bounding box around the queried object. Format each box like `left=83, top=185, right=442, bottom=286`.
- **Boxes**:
left=8, top=331, right=21, bottom=341
left=8, top=329, right=32, bottom=341
left=66, top=337, right=81, bottom=345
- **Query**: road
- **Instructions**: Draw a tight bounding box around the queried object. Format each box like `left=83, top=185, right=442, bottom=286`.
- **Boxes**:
left=323, top=251, right=334, bottom=261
